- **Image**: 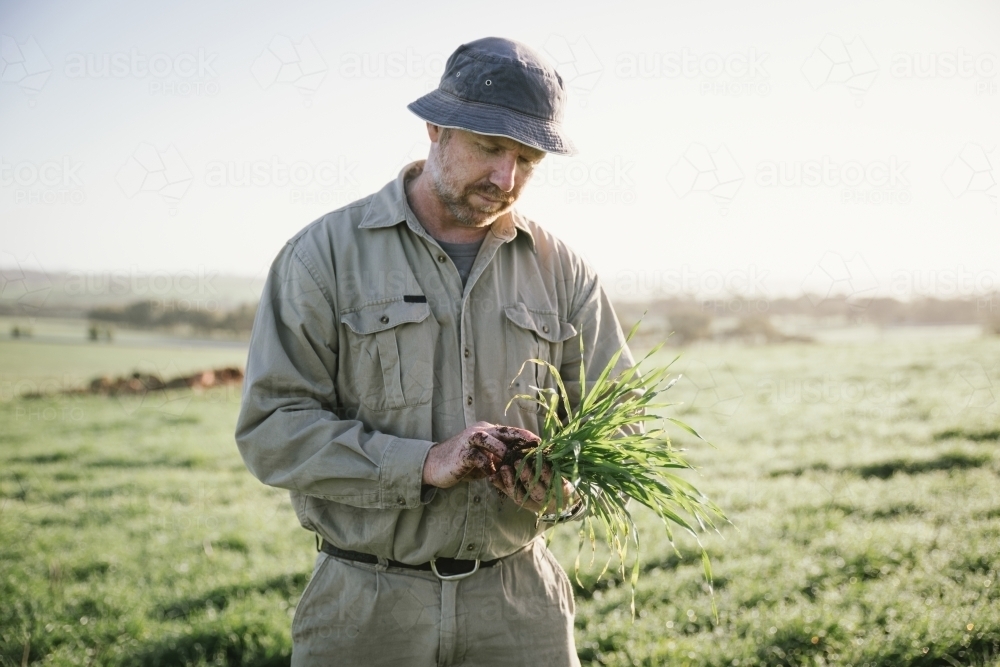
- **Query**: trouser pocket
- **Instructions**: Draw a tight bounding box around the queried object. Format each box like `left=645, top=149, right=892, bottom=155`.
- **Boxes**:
left=291, top=552, right=331, bottom=640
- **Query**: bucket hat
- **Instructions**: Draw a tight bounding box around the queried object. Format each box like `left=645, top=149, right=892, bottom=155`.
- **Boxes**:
left=407, top=37, right=577, bottom=155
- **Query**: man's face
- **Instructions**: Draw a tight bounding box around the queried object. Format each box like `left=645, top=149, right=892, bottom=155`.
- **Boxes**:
left=426, top=126, right=545, bottom=228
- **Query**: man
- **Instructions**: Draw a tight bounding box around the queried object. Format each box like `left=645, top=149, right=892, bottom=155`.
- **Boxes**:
left=236, top=36, right=635, bottom=666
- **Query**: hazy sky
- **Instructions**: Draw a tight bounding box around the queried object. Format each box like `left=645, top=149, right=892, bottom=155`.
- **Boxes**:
left=2, top=0, right=998, bottom=302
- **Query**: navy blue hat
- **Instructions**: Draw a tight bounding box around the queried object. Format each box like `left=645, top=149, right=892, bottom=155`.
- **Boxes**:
left=408, top=37, right=577, bottom=156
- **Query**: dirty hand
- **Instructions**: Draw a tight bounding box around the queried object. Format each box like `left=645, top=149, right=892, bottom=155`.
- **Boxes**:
left=490, top=456, right=578, bottom=515
left=422, top=421, right=512, bottom=489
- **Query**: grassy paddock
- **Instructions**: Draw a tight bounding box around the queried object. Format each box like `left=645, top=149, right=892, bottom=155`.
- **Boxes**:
left=1, top=334, right=999, bottom=666
left=0, top=338, right=248, bottom=393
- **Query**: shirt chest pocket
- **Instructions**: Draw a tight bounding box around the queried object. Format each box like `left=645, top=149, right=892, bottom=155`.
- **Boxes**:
left=503, top=303, right=578, bottom=413
left=340, top=300, right=436, bottom=412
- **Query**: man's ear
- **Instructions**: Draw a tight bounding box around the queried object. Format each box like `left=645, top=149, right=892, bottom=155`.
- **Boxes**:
left=427, top=123, right=442, bottom=142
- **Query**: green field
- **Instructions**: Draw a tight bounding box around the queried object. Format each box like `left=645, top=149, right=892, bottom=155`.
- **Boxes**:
left=2, top=332, right=999, bottom=666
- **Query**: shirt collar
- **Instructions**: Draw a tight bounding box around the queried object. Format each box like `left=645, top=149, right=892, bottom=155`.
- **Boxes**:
left=358, top=161, right=536, bottom=251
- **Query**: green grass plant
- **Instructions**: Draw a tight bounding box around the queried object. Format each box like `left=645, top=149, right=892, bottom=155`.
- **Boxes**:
left=506, top=323, right=727, bottom=617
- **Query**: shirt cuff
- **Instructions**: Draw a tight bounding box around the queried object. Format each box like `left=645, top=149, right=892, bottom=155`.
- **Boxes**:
left=379, top=436, right=437, bottom=509
left=539, top=494, right=588, bottom=523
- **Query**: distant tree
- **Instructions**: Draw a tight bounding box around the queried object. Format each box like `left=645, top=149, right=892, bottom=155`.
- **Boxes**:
left=87, top=300, right=256, bottom=335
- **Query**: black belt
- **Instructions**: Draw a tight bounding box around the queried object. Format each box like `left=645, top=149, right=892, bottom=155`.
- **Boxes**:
left=321, top=540, right=500, bottom=580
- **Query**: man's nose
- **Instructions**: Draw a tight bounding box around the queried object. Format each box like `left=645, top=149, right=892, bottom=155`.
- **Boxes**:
left=489, top=155, right=518, bottom=193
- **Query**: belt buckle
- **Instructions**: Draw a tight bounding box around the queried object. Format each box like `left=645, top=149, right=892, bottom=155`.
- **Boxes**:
left=430, top=558, right=480, bottom=581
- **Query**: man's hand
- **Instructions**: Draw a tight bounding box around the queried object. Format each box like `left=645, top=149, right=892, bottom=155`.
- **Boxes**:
left=422, top=421, right=511, bottom=489
left=422, top=421, right=580, bottom=515
left=491, top=459, right=578, bottom=514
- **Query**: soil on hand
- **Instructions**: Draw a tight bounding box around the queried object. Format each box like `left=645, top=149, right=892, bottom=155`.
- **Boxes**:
left=492, top=425, right=543, bottom=469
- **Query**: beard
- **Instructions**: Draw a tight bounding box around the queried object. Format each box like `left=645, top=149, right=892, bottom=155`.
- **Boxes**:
left=430, top=168, right=516, bottom=227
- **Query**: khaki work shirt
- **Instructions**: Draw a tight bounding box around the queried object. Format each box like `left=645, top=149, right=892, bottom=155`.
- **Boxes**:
left=236, top=161, right=635, bottom=564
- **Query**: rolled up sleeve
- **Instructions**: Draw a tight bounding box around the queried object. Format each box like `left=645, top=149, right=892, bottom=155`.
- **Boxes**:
left=235, top=242, right=435, bottom=510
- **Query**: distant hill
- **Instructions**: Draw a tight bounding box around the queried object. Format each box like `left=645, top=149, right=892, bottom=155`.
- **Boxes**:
left=615, top=294, right=1000, bottom=345
left=3, top=269, right=997, bottom=342
left=0, top=269, right=264, bottom=317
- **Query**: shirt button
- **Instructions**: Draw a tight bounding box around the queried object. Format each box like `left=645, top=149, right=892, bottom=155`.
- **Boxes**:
left=467, top=544, right=475, bottom=551
left=437, top=255, right=446, bottom=263
left=473, top=495, right=481, bottom=504
left=464, top=348, right=470, bottom=358
left=397, top=496, right=406, bottom=506
left=467, top=396, right=473, bottom=406
left=542, top=324, right=550, bottom=333
left=380, top=315, right=390, bottom=324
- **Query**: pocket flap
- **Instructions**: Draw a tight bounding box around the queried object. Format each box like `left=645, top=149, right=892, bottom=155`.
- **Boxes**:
left=503, top=303, right=578, bottom=343
left=340, top=299, right=430, bottom=335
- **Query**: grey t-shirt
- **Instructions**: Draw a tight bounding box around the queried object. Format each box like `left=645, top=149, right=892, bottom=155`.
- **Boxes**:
left=437, top=237, right=485, bottom=286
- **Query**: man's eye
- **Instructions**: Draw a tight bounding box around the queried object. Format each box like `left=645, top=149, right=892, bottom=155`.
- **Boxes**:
left=479, top=144, right=500, bottom=154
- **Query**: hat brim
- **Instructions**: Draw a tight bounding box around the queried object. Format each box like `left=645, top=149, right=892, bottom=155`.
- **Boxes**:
left=408, top=89, right=577, bottom=156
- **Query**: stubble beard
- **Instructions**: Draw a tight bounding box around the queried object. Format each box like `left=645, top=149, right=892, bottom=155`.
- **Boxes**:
left=430, top=166, right=515, bottom=228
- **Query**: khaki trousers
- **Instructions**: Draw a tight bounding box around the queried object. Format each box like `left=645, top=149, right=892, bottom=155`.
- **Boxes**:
left=290, top=537, right=580, bottom=666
